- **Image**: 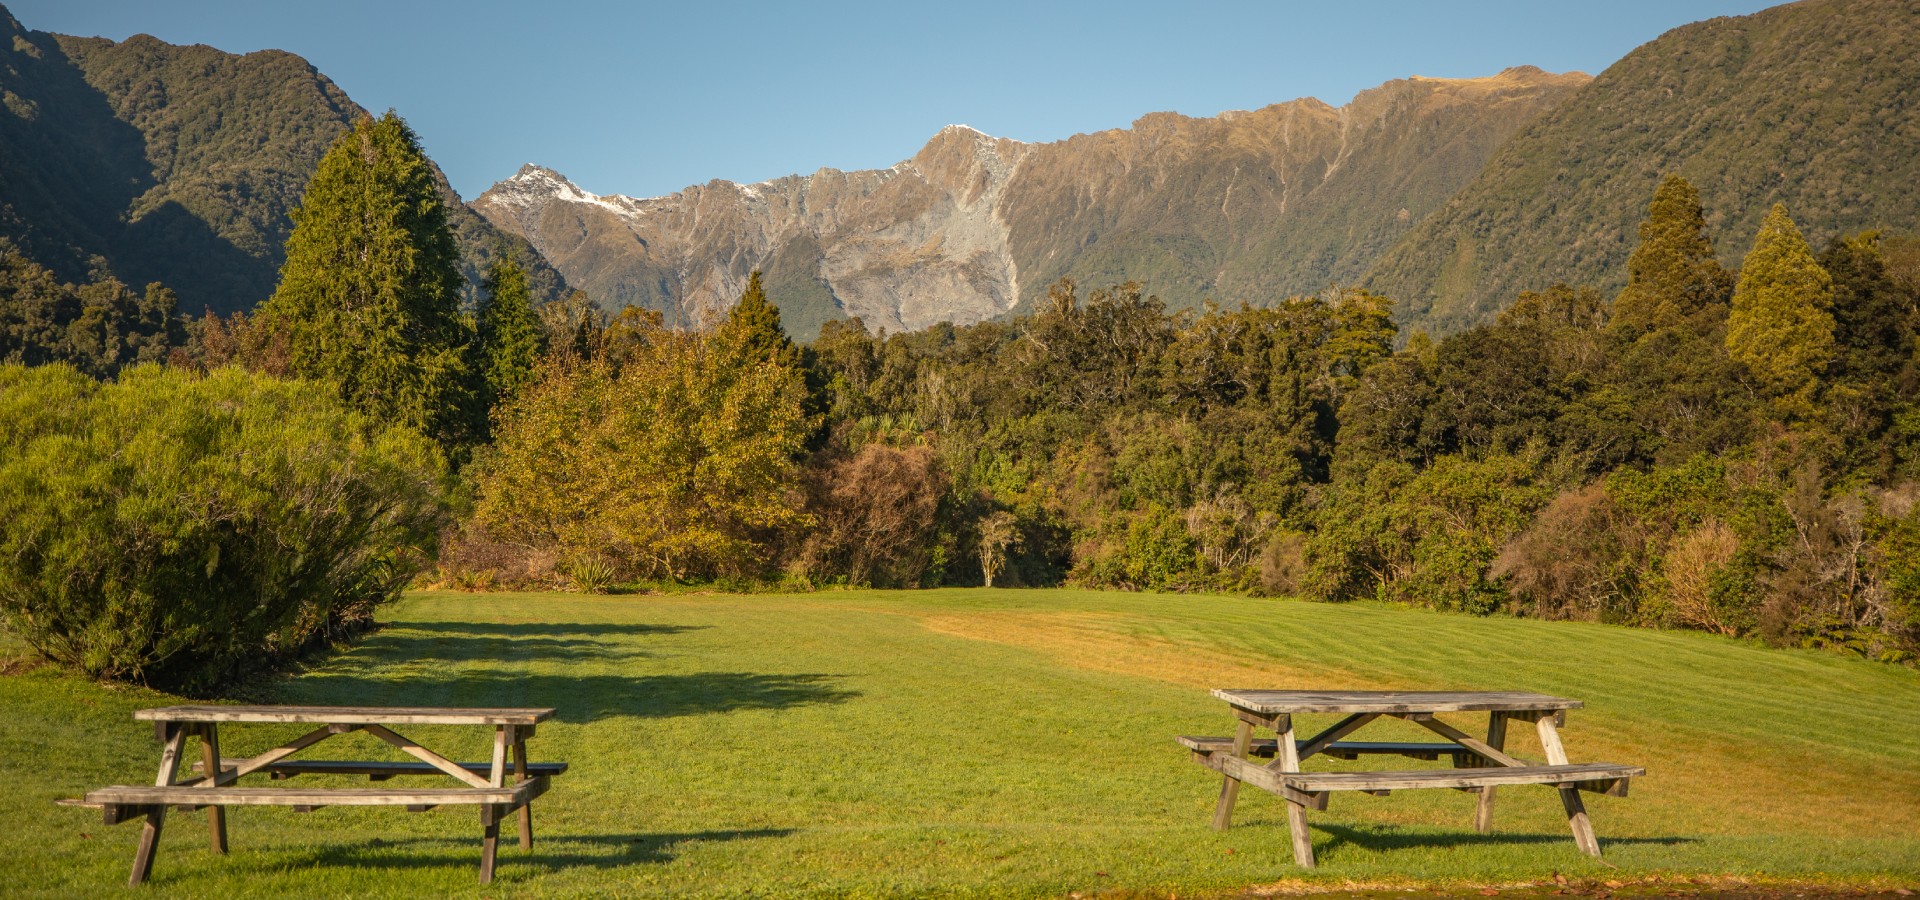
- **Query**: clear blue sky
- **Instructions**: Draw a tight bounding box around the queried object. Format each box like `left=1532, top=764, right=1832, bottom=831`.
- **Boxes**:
left=11, top=1, right=1782, bottom=201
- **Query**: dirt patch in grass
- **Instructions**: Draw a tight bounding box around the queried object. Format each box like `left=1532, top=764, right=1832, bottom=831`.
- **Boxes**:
left=916, top=610, right=1401, bottom=692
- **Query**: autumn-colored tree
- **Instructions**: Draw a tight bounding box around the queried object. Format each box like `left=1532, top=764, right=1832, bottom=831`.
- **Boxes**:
left=1726, top=203, right=1836, bottom=421
left=475, top=283, right=813, bottom=581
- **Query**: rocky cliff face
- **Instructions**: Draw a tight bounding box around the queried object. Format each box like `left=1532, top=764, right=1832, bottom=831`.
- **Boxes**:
left=476, top=67, right=1587, bottom=339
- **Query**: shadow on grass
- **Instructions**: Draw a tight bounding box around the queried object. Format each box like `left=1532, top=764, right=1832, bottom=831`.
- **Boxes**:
left=274, top=827, right=797, bottom=879
left=391, top=621, right=709, bottom=638
left=297, top=668, right=861, bottom=724
left=287, top=620, right=859, bottom=722
left=1315, top=822, right=1696, bottom=858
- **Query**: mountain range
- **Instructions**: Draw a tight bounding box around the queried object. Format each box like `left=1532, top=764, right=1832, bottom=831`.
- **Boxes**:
left=475, top=68, right=1587, bottom=338
left=2, top=0, right=1916, bottom=339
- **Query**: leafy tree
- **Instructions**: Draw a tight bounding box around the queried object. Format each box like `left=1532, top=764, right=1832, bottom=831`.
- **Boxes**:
left=476, top=253, right=545, bottom=410
left=476, top=298, right=813, bottom=581
left=258, top=112, right=477, bottom=451
left=1726, top=203, right=1836, bottom=420
left=977, top=511, right=1022, bottom=589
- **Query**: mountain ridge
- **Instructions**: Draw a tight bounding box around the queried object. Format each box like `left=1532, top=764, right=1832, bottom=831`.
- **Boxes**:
left=477, top=67, right=1588, bottom=338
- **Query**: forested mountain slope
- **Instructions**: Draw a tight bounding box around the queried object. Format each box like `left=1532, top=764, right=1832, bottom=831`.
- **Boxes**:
left=0, top=4, right=565, bottom=315
left=1365, top=0, right=1920, bottom=334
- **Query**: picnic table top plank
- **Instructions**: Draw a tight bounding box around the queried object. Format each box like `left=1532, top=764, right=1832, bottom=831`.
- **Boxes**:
left=132, top=705, right=555, bottom=726
left=1211, top=689, right=1581, bottom=714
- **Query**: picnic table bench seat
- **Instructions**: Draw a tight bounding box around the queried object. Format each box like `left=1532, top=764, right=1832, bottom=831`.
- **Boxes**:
left=64, top=776, right=548, bottom=817
left=188, top=757, right=569, bottom=781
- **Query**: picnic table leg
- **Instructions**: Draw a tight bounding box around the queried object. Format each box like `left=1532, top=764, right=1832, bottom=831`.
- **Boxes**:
left=1474, top=712, right=1508, bottom=834
left=479, top=804, right=501, bottom=884
left=1211, top=719, right=1253, bottom=830
left=131, top=722, right=188, bottom=886
left=200, top=724, right=228, bottom=853
left=512, top=731, right=533, bottom=849
left=1272, top=714, right=1315, bottom=868
left=1535, top=714, right=1601, bottom=857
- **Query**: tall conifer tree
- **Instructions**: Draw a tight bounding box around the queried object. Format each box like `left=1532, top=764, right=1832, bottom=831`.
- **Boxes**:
left=1726, top=203, right=1836, bottom=418
left=712, top=271, right=800, bottom=369
left=476, top=254, right=544, bottom=409
left=261, top=111, right=476, bottom=449
left=1610, top=174, right=1734, bottom=337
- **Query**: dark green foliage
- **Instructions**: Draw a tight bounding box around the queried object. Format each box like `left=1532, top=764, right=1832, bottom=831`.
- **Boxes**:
left=1369, top=0, right=1920, bottom=335
left=0, top=8, right=566, bottom=317
left=259, top=112, right=479, bottom=452
left=476, top=254, right=545, bottom=410
left=0, top=241, right=185, bottom=377
left=1609, top=175, right=1735, bottom=339
left=1820, top=232, right=1920, bottom=478
left=0, top=363, right=446, bottom=692
left=713, top=271, right=801, bottom=371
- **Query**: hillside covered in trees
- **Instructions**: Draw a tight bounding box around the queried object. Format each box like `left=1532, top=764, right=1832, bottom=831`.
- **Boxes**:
left=1366, top=0, right=1920, bottom=334
left=0, top=3, right=565, bottom=317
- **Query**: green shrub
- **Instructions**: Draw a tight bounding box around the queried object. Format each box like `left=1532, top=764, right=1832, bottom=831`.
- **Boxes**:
left=0, top=364, right=447, bottom=692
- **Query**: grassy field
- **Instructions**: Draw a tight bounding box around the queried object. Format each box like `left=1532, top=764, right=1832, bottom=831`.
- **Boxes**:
left=6, top=588, right=1919, bottom=897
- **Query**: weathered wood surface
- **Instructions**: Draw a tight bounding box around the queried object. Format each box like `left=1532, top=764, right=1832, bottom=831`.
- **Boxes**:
left=362, top=724, right=495, bottom=788
left=1210, top=720, right=1254, bottom=830
left=1193, top=750, right=1330, bottom=809
left=84, top=777, right=549, bottom=809
left=191, top=758, right=570, bottom=780
left=132, top=705, right=554, bottom=726
left=1405, top=714, right=1529, bottom=767
left=1211, top=690, right=1580, bottom=715
left=197, top=724, right=228, bottom=853
left=1279, top=763, right=1642, bottom=793
left=1177, top=736, right=1468, bottom=761
left=1475, top=712, right=1509, bottom=833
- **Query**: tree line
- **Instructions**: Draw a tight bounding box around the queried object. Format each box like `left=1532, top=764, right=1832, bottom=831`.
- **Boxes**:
left=3, top=111, right=1917, bottom=692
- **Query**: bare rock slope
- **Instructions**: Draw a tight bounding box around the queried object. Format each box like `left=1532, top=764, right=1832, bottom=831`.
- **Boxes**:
left=476, top=68, right=1587, bottom=339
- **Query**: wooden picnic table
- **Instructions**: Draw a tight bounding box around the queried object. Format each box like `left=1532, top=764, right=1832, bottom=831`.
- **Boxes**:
left=1179, top=690, right=1643, bottom=867
left=60, top=705, right=565, bottom=886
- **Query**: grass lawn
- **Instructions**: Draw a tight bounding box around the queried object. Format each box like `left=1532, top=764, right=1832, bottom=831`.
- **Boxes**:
left=6, top=588, right=1919, bottom=897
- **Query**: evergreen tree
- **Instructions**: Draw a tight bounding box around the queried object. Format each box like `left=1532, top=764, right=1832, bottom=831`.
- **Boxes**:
left=1609, top=175, right=1735, bottom=338
left=259, top=112, right=477, bottom=450
left=476, top=253, right=544, bottom=410
left=1726, top=203, right=1836, bottom=419
left=712, top=271, right=799, bottom=369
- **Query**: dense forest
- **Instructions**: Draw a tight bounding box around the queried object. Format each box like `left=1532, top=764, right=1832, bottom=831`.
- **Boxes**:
left=4, top=113, right=1918, bottom=694
left=450, top=175, right=1920, bottom=664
